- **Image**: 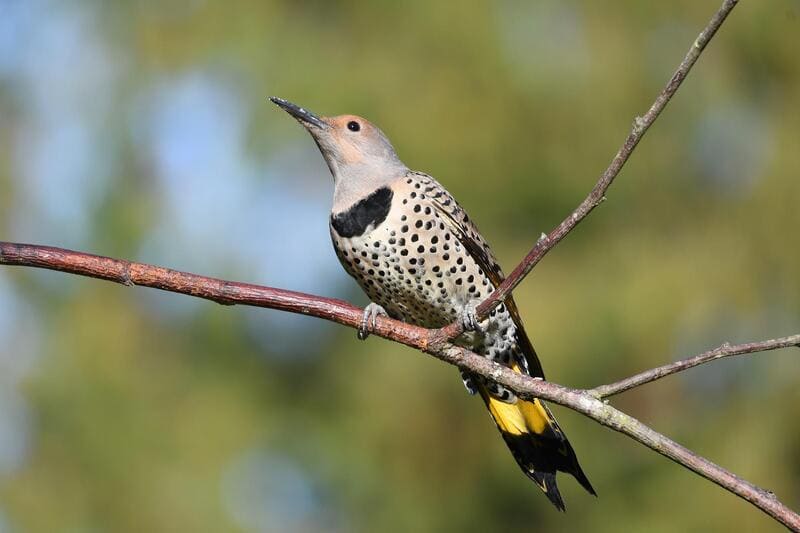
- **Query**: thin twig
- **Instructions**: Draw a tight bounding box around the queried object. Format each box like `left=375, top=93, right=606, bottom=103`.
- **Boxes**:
left=592, top=335, right=800, bottom=399
left=436, top=0, right=740, bottom=342
left=1, top=241, right=799, bottom=530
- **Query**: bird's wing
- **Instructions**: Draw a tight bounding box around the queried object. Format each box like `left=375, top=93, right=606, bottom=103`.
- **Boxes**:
left=418, top=172, right=545, bottom=378
left=417, top=173, right=596, bottom=504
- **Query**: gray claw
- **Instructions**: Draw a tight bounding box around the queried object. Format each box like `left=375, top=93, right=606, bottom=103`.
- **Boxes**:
left=460, top=304, right=483, bottom=332
left=358, top=303, right=388, bottom=340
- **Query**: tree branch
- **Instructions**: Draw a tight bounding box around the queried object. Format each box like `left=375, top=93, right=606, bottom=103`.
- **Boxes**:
left=592, top=335, right=800, bottom=399
left=0, top=242, right=430, bottom=350
left=436, top=0, right=740, bottom=342
left=1, top=241, right=799, bottom=530
left=3, top=0, right=798, bottom=529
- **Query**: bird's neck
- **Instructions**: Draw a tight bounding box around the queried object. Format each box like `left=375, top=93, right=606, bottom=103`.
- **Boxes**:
left=331, top=167, right=407, bottom=214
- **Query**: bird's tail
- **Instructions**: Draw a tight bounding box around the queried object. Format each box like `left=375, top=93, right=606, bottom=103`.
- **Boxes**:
left=479, top=385, right=595, bottom=511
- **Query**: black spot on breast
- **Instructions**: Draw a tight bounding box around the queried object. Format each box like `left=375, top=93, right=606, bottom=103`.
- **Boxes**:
left=331, top=187, right=394, bottom=238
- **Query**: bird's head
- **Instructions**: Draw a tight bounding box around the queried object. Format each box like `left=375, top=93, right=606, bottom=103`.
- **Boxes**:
left=270, top=97, right=408, bottom=207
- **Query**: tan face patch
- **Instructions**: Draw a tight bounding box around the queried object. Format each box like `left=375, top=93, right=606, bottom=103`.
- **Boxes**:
left=322, top=114, right=381, bottom=165
left=337, top=136, right=364, bottom=164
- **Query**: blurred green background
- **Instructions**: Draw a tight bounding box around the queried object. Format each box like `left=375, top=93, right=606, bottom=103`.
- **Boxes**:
left=1, top=0, right=798, bottom=531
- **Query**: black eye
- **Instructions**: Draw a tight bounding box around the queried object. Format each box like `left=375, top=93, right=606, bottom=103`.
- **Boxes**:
left=347, top=121, right=360, bottom=132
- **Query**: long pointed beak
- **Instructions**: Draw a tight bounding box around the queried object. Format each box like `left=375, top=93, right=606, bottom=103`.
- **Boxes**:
left=269, top=97, right=328, bottom=130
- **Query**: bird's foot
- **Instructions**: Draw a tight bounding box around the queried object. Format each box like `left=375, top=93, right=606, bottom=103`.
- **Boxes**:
left=460, top=304, right=483, bottom=333
left=358, top=303, right=388, bottom=340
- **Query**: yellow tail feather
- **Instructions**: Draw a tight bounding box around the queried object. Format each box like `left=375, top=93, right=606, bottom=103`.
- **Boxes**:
left=485, top=395, right=551, bottom=436
left=481, top=361, right=552, bottom=436
left=477, top=362, right=596, bottom=510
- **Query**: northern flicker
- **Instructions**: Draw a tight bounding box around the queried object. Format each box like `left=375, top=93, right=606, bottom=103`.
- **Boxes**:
left=271, top=97, right=595, bottom=510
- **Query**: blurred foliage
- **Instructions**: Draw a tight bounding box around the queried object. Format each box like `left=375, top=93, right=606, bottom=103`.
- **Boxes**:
left=0, top=0, right=799, bottom=531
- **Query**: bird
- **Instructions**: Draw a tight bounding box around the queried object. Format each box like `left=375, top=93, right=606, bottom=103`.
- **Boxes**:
left=270, top=96, right=595, bottom=510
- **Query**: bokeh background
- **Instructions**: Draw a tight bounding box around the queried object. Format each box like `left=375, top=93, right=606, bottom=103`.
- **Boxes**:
left=1, top=1, right=798, bottom=531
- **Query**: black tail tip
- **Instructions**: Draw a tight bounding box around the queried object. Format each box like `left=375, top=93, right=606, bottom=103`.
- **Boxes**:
left=531, top=471, right=566, bottom=512
left=534, top=469, right=597, bottom=512
left=572, top=466, right=597, bottom=498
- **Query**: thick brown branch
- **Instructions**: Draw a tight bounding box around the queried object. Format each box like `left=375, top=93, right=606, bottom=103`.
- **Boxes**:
left=0, top=242, right=432, bottom=350
left=436, top=0, right=740, bottom=342
left=2, top=241, right=799, bottom=530
left=592, top=335, right=800, bottom=399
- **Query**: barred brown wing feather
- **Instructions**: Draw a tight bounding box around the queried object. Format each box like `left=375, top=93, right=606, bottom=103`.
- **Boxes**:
left=428, top=183, right=544, bottom=378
